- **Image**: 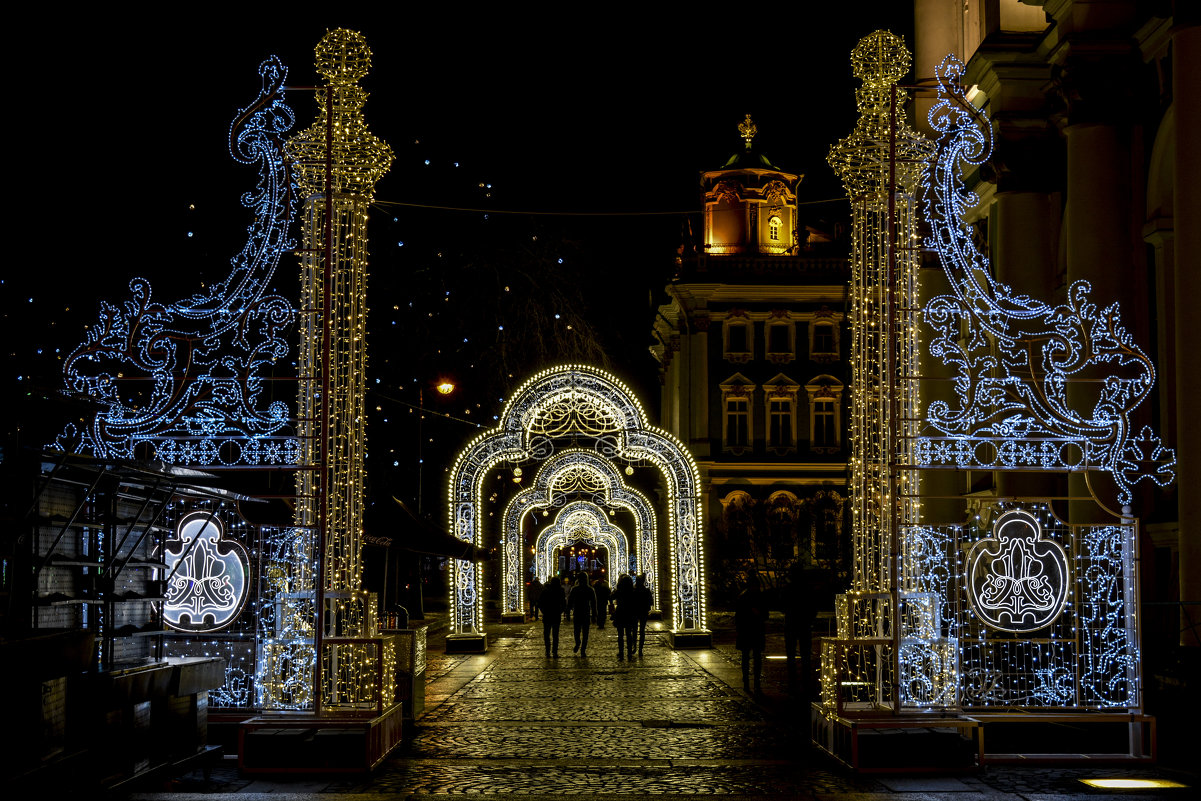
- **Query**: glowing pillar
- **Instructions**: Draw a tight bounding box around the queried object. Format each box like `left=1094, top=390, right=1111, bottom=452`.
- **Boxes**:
left=259, top=29, right=392, bottom=711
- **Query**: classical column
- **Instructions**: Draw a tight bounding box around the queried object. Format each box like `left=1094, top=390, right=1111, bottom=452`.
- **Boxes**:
left=913, top=0, right=962, bottom=135
left=1173, top=20, right=1201, bottom=647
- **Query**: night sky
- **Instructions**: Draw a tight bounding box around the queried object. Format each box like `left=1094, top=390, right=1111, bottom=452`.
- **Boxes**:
left=8, top=9, right=915, bottom=511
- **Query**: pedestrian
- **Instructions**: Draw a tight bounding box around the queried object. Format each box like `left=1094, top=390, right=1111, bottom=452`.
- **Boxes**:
left=528, top=576, right=543, bottom=621
left=592, top=576, right=611, bottom=629
left=563, top=570, right=573, bottom=622
left=632, top=573, right=653, bottom=657
left=538, top=576, right=566, bottom=658
left=735, top=572, right=768, bottom=694
left=610, top=573, right=637, bottom=660
left=567, top=572, right=597, bottom=656
left=783, top=565, right=829, bottom=699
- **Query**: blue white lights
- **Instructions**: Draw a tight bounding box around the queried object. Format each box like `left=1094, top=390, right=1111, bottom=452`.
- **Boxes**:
left=55, top=56, right=299, bottom=467
left=163, top=512, right=250, bottom=633
left=916, top=54, right=1175, bottom=505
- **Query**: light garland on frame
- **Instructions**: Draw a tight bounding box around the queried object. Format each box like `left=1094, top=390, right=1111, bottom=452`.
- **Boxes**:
left=258, top=29, right=393, bottom=712
left=55, top=56, right=299, bottom=466
left=534, top=501, right=629, bottom=581
left=500, top=449, right=658, bottom=617
left=448, top=364, right=704, bottom=637
left=915, top=54, right=1176, bottom=504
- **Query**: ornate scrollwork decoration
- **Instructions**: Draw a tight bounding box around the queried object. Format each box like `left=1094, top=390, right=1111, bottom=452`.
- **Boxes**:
left=56, top=56, right=298, bottom=465
left=919, top=55, right=1175, bottom=504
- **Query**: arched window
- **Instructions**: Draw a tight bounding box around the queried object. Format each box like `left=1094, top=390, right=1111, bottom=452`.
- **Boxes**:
left=769, top=215, right=782, bottom=242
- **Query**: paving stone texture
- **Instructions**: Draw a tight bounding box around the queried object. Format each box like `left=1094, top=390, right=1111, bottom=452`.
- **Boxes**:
left=135, top=621, right=1195, bottom=799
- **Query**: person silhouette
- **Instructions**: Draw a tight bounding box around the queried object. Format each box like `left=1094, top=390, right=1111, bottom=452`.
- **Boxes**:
left=734, top=572, right=768, bottom=694
left=567, top=572, right=597, bottom=656
left=537, top=576, right=566, bottom=658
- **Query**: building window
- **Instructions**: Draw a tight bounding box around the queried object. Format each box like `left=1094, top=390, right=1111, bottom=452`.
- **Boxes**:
left=805, top=375, right=844, bottom=454
left=807, top=309, right=843, bottom=363
left=720, top=373, right=756, bottom=454
left=813, top=399, right=836, bottom=448
left=724, top=314, right=753, bottom=363
left=765, top=313, right=794, bottom=364
left=769, top=215, right=782, bottom=241
left=768, top=397, right=794, bottom=449
left=726, top=396, right=749, bottom=450
left=762, top=373, right=800, bottom=454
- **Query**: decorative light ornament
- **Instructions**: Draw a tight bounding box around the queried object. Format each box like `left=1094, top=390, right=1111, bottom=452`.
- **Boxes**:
left=55, top=56, right=299, bottom=466
left=447, top=365, right=704, bottom=639
left=259, top=29, right=393, bottom=712
left=965, top=510, right=1069, bottom=632
left=163, top=512, right=250, bottom=633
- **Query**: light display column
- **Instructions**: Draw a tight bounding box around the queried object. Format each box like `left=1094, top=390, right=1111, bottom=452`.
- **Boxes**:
left=259, top=29, right=393, bottom=712
left=824, top=31, right=942, bottom=713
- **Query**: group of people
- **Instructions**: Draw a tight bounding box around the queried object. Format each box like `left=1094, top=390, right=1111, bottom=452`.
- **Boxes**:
left=527, top=572, right=653, bottom=659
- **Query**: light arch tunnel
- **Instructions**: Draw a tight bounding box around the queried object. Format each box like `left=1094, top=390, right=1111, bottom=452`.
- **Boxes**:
left=503, top=452, right=660, bottom=618
left=447, top=365, right=707, bottom=649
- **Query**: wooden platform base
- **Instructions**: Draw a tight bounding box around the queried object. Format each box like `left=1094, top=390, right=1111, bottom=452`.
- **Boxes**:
left=239, top=704, right=404, bottom=773
left=445, top=632, right=488, bottom=653
left=811, top=704, right=982, bottom=772
left=665, top=629, right=712, bottom=649
left=971, top=712, right=1155, bottom=763
left=500, top=612, right=526, bottom=623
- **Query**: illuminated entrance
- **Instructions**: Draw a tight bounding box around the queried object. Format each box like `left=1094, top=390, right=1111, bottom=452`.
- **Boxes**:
left=447, top=365, right=707, bottom=651
left=536, top=501, right=628, bottom=583
left=501, top=449, right=659, bottom=620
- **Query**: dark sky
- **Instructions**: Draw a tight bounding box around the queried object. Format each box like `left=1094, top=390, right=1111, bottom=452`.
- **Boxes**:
left=8, top=9, right=915, bottom=502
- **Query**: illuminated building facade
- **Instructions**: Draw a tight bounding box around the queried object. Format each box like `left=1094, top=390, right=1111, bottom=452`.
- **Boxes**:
left=652, top=118, right=852, bottom=593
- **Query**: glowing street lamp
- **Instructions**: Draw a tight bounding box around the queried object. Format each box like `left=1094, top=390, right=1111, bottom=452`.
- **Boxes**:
left=418, top=379, right=455, bottom=516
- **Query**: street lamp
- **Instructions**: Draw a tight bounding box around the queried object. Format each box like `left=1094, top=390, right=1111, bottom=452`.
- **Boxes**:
left=417, top=378, right=455, bottom=517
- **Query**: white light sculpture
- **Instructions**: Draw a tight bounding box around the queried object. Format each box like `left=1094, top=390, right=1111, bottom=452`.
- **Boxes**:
left=163, top=512, right=250, bottom=632
left=448, top=365, right=704, bottom=639
left=966, top=509, right=1069, bottom=633
left=535, top=501, right=629, bottom=582
left=501, top=449, right=658, bottom=617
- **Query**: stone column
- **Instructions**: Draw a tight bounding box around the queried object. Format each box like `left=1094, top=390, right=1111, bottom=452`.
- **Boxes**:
left=914, top=0, right=962, bottom=136
left=1173, top=21, right=1201, bottom=647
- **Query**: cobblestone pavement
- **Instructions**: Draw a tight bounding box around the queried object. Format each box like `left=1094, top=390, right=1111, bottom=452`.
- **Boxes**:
left=136, top=620, right=1196, bottom=799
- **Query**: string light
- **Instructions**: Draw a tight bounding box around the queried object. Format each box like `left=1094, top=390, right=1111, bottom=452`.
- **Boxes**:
left=54, top=55, right=299, bottom=466
left=260, top=29, right=394, bottom=711
left=501, top=449, right=658, bottom=616
left=447, top=364, right=704, bottom=637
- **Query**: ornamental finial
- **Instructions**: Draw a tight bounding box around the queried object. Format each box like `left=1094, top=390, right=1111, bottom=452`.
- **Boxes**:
left=738, top=114, right=757, bottom=150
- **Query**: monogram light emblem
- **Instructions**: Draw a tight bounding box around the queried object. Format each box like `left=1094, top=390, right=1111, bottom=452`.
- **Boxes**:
left=163, top=512, right=250, bottom=632
left=966, top=509, right=1070, bottom=632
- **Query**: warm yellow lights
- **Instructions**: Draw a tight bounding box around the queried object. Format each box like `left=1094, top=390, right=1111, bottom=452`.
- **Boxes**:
left=436, top=381, right=456, bottom=395
left=1080, top=779, right=1187, bottom=790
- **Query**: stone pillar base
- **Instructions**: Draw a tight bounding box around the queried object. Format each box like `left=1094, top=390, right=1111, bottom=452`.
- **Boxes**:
left=500, top=612, right=526, bottom=623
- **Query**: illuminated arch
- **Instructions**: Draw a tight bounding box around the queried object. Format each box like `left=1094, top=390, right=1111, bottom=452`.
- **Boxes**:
left=501, top=449, right=658, bottom=616
left=534, top=501, right=629, bottom=584
left=448, top=364, right=705, bottom=642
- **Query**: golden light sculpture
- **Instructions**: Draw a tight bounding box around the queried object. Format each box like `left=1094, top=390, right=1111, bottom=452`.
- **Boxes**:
left=822, top=30, right=938, bottom=712
left=259, top=28, right=393, bottom=712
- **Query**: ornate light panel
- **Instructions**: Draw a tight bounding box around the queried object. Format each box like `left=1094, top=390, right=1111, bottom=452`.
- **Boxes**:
left=164, top=512, right=250, bottom=632
left=966, top=510, right=1069, bottom=633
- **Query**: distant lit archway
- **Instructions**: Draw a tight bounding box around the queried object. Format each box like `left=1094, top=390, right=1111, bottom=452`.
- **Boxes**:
left=448, top=365, right=705, bottom=647
left=535, top=501, right=629, bottom=583
left=501, top=449, right=658, bottom=618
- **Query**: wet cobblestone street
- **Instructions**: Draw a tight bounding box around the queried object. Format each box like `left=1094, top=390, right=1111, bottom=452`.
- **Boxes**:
left=136, top=620, right=1195, bottom=799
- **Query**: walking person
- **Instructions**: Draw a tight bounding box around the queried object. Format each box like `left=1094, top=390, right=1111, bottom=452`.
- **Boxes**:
left=567, top=572, right=597, bottom=656
left=735, top=572, right=769, bottom=695
left=610, top=574, right=636, bottom=660
left=528, top=576, right=543, bottom=621
left=592, top=576, right=611, bottom=629
left=632, top=573, right=653, bottom=657
left=538, top=576, right=566, bottom=658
